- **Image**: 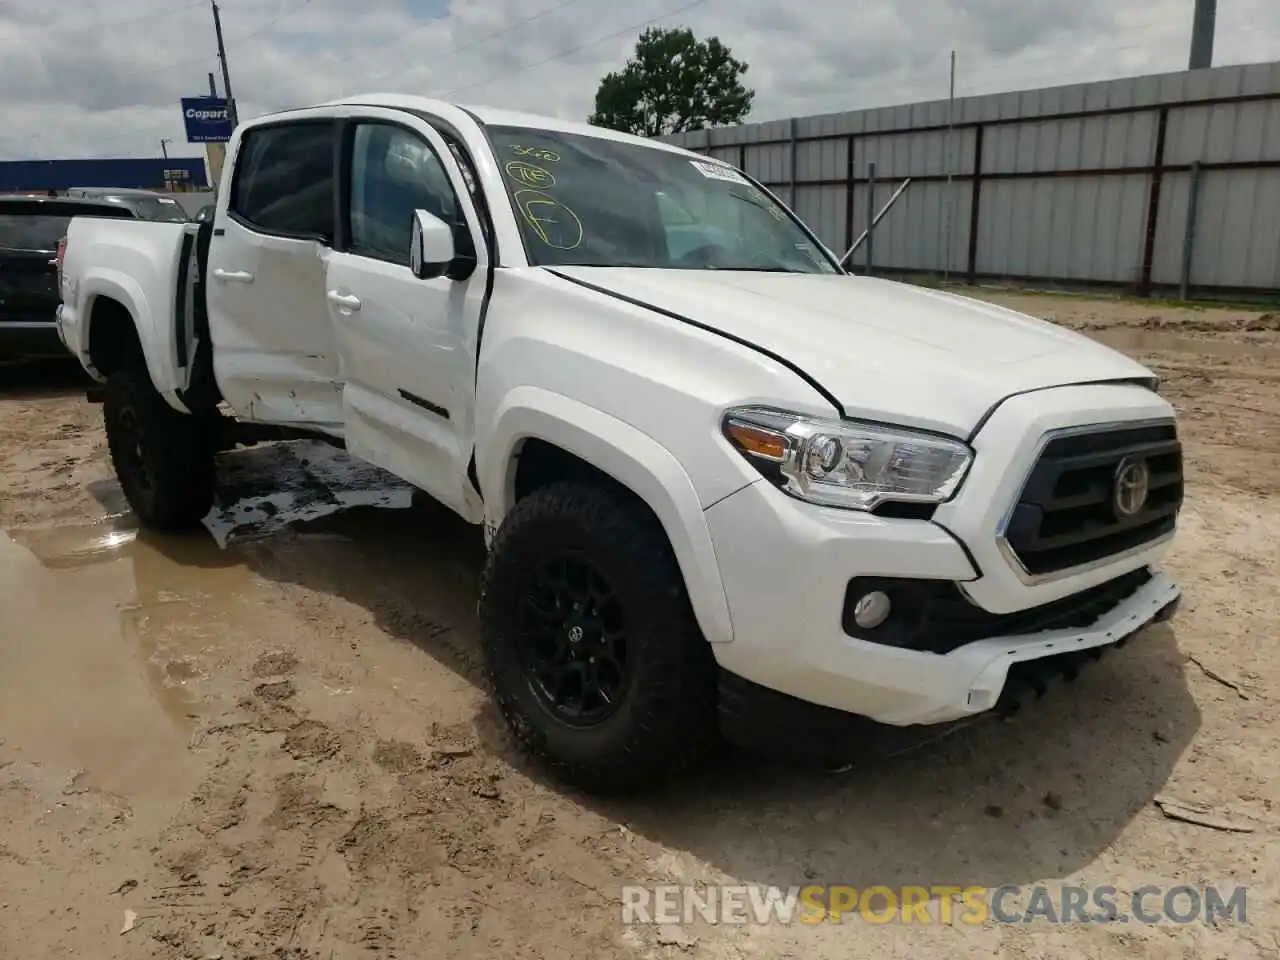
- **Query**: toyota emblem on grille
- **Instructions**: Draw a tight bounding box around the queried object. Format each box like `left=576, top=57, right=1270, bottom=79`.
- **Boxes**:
left=1113, top=457, right=1150, bottom=518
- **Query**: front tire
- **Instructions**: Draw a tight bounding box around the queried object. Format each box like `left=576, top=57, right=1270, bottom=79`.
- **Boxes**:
left=103, top=365, right=217, bottom=530
left=479, top=481, right=718, bottom=794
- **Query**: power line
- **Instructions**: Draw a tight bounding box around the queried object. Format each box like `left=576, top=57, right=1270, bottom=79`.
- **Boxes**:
left=46, top=0, right=311, bottom=152
left=235, top=0, right=312, bottom=43
left=442, top=0, right=711, bottom=98
left=957, top=24, right=1266, bottom=91
left=817, top=22, right=1269, bottom=116
left=100, top=0, right=312, bottom=83
left=2, top=0, right=206, bottom=37
left=21, top=7, right=1275, bottom=160
left=320, top=0, right=596, bottom=95
left=70, top=21, right=1270, bottom=160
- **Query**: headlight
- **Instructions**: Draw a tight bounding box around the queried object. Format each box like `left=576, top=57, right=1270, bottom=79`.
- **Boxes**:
left=721, top=406, right=973, bottom=511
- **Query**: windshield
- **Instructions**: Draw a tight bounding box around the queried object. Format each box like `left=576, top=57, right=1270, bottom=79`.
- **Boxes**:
left=486, top=125, right=839, bottom=274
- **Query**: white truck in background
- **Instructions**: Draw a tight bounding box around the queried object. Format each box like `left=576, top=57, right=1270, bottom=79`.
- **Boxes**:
left=56, top=94, right=1184, bottom=793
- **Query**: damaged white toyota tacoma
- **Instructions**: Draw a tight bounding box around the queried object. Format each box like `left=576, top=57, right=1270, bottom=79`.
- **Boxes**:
left=55, top=94, right=1183, bottom=792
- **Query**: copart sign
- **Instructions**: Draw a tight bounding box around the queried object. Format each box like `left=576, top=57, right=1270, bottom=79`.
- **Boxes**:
left=180, top=96, right=232, bottom=143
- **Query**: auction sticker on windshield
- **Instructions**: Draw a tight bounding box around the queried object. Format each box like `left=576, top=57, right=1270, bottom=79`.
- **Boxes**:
left=690, top=159, right=749, bottom=185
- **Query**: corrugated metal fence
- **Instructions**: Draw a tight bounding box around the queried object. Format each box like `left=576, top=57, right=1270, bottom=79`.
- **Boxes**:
left=663, top=61, right=1280, bottom=298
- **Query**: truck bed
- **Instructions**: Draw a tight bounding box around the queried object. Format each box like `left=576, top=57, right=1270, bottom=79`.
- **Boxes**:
left=58, top=215, right=219, bottom=410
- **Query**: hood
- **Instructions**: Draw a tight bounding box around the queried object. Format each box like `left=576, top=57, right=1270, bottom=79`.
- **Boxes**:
left=548, top=267, right=1155, bottom=438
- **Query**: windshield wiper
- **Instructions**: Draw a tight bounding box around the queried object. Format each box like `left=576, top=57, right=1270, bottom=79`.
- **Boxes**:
left=712, top=265, right=808, bottom=273
left=726, top=189, right=782, bottom=217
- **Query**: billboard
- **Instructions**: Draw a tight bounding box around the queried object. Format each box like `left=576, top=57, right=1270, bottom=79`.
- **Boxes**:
left=181, top=97, right=232, bottom=143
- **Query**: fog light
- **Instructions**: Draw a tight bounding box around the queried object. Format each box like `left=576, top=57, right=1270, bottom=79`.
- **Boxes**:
left=852, top=591, right=892, bottom=630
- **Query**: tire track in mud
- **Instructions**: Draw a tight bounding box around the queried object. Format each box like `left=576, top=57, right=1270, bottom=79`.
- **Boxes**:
left=138, top=647, right=451, bottom=957
left=133, top=626, right=648, bottom=960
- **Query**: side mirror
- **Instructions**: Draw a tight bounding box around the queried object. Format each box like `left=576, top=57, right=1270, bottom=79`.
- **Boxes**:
left=409, top=209, right=456, bottom=280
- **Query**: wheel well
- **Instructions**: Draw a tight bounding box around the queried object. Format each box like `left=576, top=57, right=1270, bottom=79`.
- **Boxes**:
left=513, top=439, right=679, bottom=538
left=513, top=438, right=621, bottom=504
left=511, top=435, right=686, bottom=575
left=87, top=297, right=143, bottom=377
left=508, top=437, right=726, bottom=645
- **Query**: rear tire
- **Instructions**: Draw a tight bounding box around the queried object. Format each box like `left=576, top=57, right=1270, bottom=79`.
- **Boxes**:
left=103, top=365, right=217, bottom=531
left=479, top=481, right=719, bottom=794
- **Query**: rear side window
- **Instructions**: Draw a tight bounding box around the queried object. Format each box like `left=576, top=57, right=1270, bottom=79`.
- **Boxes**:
left=114, top=196, right=190, bottom=222
left=0, top=202, right=132, bottom=250
left=230, top=121, right=335, bottom=240
left=0, top=214, right=72, bottom=251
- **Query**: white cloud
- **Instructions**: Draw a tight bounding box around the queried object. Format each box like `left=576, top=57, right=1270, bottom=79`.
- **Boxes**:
left=0, top=0, right=1277, bottom=162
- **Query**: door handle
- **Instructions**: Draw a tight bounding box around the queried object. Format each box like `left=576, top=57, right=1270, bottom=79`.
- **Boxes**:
left=211, top=268, right=254, bottom=283
left=326, top=290, right=362, bottom=311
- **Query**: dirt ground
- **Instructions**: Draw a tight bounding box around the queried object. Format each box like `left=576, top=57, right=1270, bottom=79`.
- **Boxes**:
left=1, top=289, right=1277, bottom=960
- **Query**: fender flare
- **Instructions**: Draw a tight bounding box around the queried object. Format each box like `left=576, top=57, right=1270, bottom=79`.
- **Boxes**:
left=81, top=270, right=189, bottom=413
left=480, top=386, right=735, bottom=645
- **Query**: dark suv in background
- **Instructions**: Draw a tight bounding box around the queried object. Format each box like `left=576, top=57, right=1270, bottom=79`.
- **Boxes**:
left=0, top=195, right=138, bottom=361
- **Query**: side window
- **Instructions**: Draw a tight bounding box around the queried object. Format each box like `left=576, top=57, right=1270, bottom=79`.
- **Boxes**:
left=348, top=123, right=464, bottom=265
left=230, top=121, right=335, bottom=240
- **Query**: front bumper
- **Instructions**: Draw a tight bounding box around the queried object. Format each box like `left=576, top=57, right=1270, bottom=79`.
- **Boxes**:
left=705, top=479, right=1179, bottom=726
left=703, top=382, right=1181, bottom=729
left=717, top=587, right=1178, bottom=760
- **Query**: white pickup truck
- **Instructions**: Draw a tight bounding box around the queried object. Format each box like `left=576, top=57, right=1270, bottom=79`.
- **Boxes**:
left=56, top=94, right=1183, bottom=792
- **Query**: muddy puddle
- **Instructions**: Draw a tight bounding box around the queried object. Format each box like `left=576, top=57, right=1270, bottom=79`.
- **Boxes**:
left=0, top=440, right=420, bottom=815
left=0, top=523, right=238, bottom=810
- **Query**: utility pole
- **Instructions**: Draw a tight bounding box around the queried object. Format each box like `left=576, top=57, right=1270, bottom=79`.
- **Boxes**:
left=211, top=0, right=239, bottom=128
left=159, top=138, right=172, bottom=159
left=1189, top=0, right=1217, bottom=70
left=204, top=65, right=228, bottom=193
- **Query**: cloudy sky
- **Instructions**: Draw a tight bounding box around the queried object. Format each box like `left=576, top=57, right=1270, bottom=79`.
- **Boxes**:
left=1, top=0, right=1278, bottom=161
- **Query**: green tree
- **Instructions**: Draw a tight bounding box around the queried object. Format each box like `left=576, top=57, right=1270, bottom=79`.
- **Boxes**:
left=589, top=27, right=755, bottom=137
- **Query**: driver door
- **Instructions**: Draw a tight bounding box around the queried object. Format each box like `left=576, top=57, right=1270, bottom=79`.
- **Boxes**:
left=324, top=115, right=488, bottom=521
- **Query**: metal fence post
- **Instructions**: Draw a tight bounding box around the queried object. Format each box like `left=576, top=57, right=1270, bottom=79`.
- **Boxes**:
left=1139, top=106, right=1170, bottom=297
left=966, top=124, right=985, bottom=285
left=788, top=117, right=799, bottom=208
left=843, top=134, right=856, bottom=256
left=1179, top=161, right=1204, bottom=300
left=865, top=161, right=876, bottom=276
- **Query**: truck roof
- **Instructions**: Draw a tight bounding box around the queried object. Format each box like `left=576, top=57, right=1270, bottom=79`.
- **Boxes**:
left=67, top=187, right=175, bottom=198
left=311, top=93, right=702, bottom=158
left=0, top=195, right=139, bottom=215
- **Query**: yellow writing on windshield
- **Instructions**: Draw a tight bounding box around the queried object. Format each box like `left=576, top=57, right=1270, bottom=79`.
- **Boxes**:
left=505, top=160, right=556, bottom=188
left=510, top=145, right=560, bottom=162
left=513, top=189, right=583, bottom=250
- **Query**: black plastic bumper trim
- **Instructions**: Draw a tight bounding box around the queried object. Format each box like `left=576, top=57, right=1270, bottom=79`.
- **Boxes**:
left=841, top=567, right=1154, bottom=654
left=716, top=669, right=980, bottom=764
left=717, top=595, right=1172, bottom=762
